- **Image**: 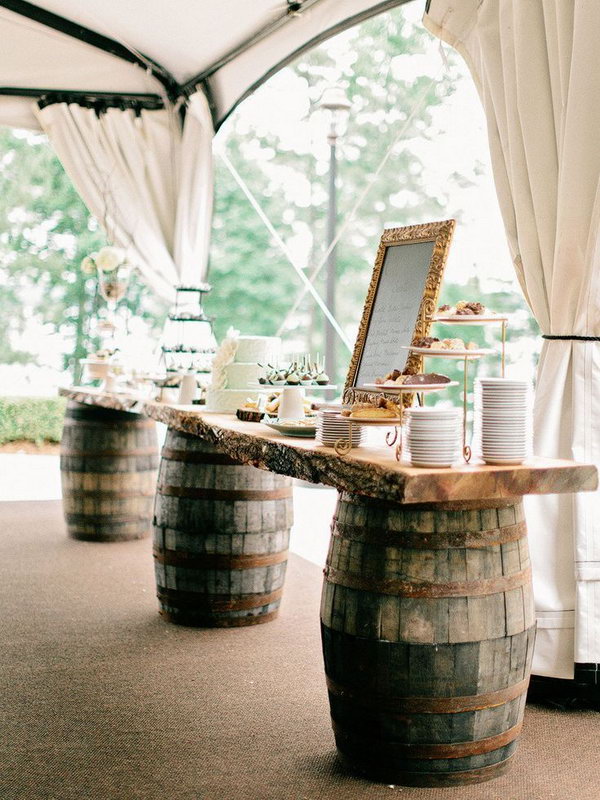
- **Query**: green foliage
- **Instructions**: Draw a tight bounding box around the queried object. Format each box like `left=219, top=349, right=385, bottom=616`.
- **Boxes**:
left=0, top=396, right=66, bottom=444
left=0, top=129, right=167, bottom=377
left=206, top=9, right=457, bottom=385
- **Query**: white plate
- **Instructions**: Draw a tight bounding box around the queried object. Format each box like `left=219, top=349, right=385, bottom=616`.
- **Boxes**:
left=480, top=403, right=529, bottom=409
left=402, top=346, right=496, bottom=358
left=406, top=408, right=461, bottom=417
left=411, top=460, right=456, bottom=468
left=409, top=437, right=459, bottom=445
left=409, top=448, right=458, bottom=456
left=481, top=430, right=528, bottom=437
left=482, top=449, right=528, bottom=457
left=482, top=444, right=528, bottom=450
left=359, top=381, right=458, bottom=393
left=263, top=420, right=317, bottom=437
left=433, top=314, right=508, bottom=324
left=249, top=382, right=337, bottom=390
left=481, top=415, right=528, bottom=422
left=478, top=377, right=530, bottom=385
left=408, top=420, right=461, bottom=427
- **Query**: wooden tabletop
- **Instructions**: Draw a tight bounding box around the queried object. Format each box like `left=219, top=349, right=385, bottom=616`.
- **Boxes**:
left=60, top=387, right=598, bottom=505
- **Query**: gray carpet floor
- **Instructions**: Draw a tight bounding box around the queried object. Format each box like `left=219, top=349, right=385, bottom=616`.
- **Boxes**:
left=1, top=499, right=598, bottom=800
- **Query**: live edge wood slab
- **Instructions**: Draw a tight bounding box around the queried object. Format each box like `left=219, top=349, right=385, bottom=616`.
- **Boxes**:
left=59, top=387, right=597, bottom=505
left=59, top=386, right=597, bottom=786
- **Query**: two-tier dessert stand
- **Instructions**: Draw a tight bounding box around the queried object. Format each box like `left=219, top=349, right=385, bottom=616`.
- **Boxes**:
left=333, top=381, right=459, bottom=460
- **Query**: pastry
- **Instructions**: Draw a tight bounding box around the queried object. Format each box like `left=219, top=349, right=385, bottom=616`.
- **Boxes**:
left=437, top=300, right=488, bottom=316
left=440, top=338, right=466, bottom=350
left=412, top=336, right=440, bottom=348
left=342, top=398, right=400, bottom=419
left=403, top=373, right=450, bottom=385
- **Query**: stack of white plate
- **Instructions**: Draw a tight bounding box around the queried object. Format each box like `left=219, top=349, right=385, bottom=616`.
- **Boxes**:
left=478, top=378, right=532, bottom=465
left=316, top=410, right=364, bottom=447
left=405, top=407, right=461, bottom=468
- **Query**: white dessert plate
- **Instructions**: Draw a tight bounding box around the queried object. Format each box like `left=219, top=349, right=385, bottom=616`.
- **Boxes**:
left=411, top=460, right=457, bottom=468
left=249, top=382, right=337, bottom=390
left=410, top=447, right=460, bottom=457
left=433, top=314, right=508, bottom=324
left=263, top=420, right=316, bottom=437
left=478, top=377, right=530, bottom=385
left=359, top=381, right=459, bottom=393
left=402, top=346, right=496, bottom=358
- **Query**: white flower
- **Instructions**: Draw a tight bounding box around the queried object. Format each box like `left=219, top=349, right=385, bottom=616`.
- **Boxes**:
left=80, top=255, right=96, bottom=274
left=95, top=246, right=124, bottom=272
left=210, top=329, right=239, bottom=389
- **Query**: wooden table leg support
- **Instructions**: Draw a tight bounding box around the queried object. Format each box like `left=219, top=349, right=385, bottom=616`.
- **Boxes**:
left=153, top=428, right=294, bottom=627
left=320, top=491, right=535, bottom=787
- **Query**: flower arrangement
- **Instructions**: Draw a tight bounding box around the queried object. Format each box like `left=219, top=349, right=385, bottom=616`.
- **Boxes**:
left=81, top=246, right=131, bottom=303
left=80, top=246, right=127, bottom=275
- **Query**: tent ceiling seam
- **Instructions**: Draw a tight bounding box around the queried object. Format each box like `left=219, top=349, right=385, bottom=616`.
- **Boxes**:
left=0, top=0, right=182, bottom=101
left=181, top=0, right=326, bottom=94
left=0, top=86, right=163, bottom=104
left=212, top=0, right=413, bottom=130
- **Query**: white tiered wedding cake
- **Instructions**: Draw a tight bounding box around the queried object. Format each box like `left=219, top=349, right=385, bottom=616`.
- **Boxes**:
left=205, top=331, right=281, bottom=413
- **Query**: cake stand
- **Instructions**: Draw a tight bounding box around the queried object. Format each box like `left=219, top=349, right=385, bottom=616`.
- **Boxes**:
left=401, top=346, right=496, bottom=462
left=336, top=381, right=458, bottom=461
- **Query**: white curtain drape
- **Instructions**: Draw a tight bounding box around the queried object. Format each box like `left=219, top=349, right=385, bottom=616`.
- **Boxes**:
left=34, top=91, right=214, bottom=300
left=424, top=1, right=600, bottom=678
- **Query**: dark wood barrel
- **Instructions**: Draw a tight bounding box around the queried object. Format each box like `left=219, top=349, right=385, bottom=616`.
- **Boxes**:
left=60, top=401, right=158, bottom=542
left=321, top=492, right=535, bottom=787
left=153, top=428, right=294, bottom=627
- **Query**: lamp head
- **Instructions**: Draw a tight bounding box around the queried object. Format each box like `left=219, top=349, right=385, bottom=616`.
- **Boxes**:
left=317, top=84, right=351, bottom=144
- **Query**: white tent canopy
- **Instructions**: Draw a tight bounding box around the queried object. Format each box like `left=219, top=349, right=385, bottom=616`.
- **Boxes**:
left=0, top=0, right=414, bottom=294
left=0, top=0, right=410, bottom=131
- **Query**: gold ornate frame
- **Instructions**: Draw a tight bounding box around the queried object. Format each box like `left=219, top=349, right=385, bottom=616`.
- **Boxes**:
left=344, top=219, right=455, bottom=403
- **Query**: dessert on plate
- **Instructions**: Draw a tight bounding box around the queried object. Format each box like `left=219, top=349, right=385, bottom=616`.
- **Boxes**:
left=259, top=355, right=329, bottom=386
left=374, top=370, right=451, bottom=386
left=411, top=336, right=479, bottom=351
left=342, top=398, right=400, bottom=419
left=437, top=300, right=488, bottom=316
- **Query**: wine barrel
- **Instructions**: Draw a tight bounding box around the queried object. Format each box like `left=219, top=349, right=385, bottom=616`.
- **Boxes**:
left=60, top=401, right=158, bottom=542
left=321, top=492, right=535, bottom=787
left=153, top=429, right=293, bottom=627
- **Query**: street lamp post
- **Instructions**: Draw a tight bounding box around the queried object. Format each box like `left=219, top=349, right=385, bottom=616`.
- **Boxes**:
left=318, top=86, right=351, bottom=393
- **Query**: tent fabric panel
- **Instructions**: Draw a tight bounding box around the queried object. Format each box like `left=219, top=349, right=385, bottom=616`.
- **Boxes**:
left=0, top=95, right=39, bottom=130
left=0, top=6, right=159, bottom=96
left=424, top=0, right=600, bottom=679
left=35, top=96, right=214, bottom=298
left=31, top=0, right=286, bottom=85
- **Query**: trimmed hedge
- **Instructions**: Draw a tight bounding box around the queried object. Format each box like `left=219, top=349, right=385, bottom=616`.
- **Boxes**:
left=0, top=396, right=66, bottom=444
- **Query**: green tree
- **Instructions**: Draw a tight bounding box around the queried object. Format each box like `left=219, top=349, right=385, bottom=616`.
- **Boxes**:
left=206, top=8, right=462, bottom=385
left=0, top=128, right=167, bottom=376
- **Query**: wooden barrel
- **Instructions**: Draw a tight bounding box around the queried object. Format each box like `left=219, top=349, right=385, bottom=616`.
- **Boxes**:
left=60, top=401, right=158, bottom=542
left=153, top=428, right=294, bottom=627
left=321, top=491, right=535, bottom=787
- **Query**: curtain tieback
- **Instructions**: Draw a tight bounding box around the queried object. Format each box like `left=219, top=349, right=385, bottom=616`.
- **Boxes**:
left=542, top=334, right=600, bottom=341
